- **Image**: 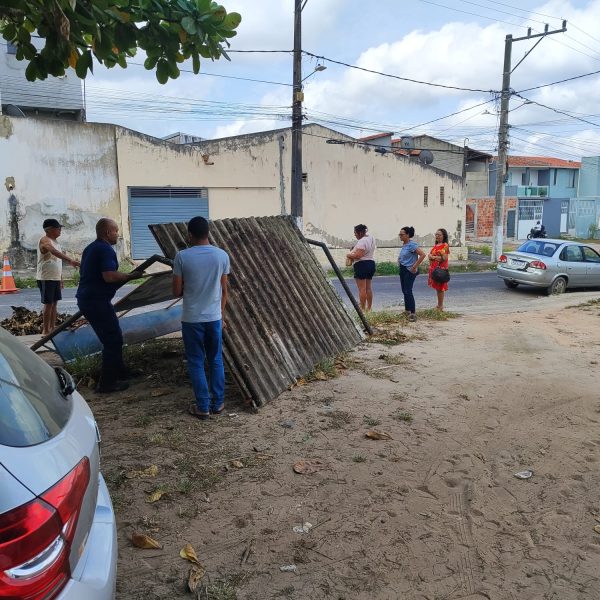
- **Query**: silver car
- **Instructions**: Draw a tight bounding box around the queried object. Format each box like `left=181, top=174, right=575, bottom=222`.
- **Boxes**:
left=0, top=326, right=117, bottom=600
left=497, top=238, right=600, bottom=294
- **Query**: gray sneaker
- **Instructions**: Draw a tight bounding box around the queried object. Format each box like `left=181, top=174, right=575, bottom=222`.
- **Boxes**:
left=408, top=313, right=417, bottom=322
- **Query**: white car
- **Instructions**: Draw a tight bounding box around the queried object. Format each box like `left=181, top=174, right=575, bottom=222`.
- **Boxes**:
left=0, top=326, right=117, bottom=600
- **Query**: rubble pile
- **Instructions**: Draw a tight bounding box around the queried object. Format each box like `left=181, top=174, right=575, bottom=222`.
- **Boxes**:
left=1, top=306, right=71, bottom=336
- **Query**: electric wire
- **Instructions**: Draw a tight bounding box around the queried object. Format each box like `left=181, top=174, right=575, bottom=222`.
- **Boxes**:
left=301, top=50, right=498, bottom=93
left=513, top=93, right=600, bottom=129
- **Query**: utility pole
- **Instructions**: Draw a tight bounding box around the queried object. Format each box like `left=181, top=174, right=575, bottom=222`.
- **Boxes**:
left=291, top=0, right=303, bottom=229
left=491, top=22, right=567, bottom=262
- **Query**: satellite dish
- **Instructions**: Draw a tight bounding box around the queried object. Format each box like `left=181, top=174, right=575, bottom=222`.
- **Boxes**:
left=400, top=136, right=415, bottom=150
left=4, top=104, right=26, bottom=118
left=419, top=149, right=434, bottom=165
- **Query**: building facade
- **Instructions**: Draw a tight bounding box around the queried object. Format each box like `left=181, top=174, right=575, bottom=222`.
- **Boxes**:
left=570, top=156, right=600, bottom=239
left=468, top=156, right=580, bottom=240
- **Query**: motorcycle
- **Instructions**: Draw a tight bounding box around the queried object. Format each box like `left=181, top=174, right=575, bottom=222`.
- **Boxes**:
left=527, top=227, right=547, bottom=240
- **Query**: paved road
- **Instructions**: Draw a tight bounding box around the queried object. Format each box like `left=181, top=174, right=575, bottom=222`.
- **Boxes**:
left=331, top=271, right=600, bottom=315
left=2, top=272, right=599, bottom=321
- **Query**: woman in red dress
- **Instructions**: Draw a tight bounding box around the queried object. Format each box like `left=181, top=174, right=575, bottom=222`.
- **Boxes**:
left=428, top=228, right=450, bottom=311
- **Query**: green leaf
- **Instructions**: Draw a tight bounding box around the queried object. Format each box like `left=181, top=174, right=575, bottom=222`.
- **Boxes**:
left=144, top=55, right=158, bottom=69
left=25, top=60, right=38, bottom=81
left=167, top=61, right=180, bottom=78
left=191, top=50, right=200, bottom=73
left=222, top=12, right=241, bottom=29
left=195, top=0, right=212, bottom=12
left=75, top=50, right=91, bottom=78
left=156, top=58, right=169, bottom=83
left=181, top=16, right=197, bottom=34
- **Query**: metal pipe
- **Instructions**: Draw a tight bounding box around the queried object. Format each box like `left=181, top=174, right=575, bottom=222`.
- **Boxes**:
left=30, top=254, right=172, bottom=351
left=305, top=239, right=372, bottom=335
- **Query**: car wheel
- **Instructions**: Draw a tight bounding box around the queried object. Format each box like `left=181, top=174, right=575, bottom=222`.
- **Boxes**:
left=503, top=280, right=519, bottom=289
left=547, top=276, right=567, bottom=295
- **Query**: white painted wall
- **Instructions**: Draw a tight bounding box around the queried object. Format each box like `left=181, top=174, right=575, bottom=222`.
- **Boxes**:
left=0, top=119, right=466, bottom=267
left=0, top=117, right=120, bottom=258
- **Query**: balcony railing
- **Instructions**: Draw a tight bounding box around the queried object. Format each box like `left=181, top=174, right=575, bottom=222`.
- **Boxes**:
left=516, top=185, right=549, bottom=198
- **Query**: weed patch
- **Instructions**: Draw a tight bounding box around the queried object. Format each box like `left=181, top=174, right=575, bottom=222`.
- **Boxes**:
left=393, top=411, right=414, bottom=423
left=363, top=415, right=381, bottom=427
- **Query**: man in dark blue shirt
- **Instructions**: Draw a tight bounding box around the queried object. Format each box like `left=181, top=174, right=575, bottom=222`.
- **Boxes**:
left=77, top=218, right=143, bottom=393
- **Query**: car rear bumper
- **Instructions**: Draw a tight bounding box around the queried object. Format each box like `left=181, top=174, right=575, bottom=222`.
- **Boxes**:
left=58, top=474, right=117, bottom=600
left=497, top=266, right=552, bottom=287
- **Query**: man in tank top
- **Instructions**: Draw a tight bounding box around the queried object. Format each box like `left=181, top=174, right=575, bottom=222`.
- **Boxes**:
left=37, top=218, right=80, bottom=335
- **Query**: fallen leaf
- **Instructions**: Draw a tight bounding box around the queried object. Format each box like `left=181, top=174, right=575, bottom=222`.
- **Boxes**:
left=255, top=453, right=274, bottom=460
left=126, top=464, right=158, bottom=479
left=150, top=388, right=170, bottom=397
left=146, top=490, right=164, bottom=503
left=595, top=525, right=600, bottom=535
left=187, top=564, right=206, bottom=592
left=131, top=532, right=161, bottom=549
left=180, top=543, right=200, bottom=565
left=314, top=371, right=327, bottom=381
left=293, top=459, right=325, bottom=475
left=365, top=430, right=392, bottom=440
left=296, top=378, right=307, bottom=386
left=230, top=459, right=244, bottom=469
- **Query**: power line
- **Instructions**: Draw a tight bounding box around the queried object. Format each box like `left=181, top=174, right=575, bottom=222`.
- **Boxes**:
left=513, top=93, right=600, bottom=129
left=128, top=61, right=293, bottom=87
left=516, top=68, right=600, bottom=93
left=302, top=50, right=498, bottom=93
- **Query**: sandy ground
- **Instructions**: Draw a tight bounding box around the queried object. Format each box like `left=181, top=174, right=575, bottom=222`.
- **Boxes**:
left=71, top=296, right=600, bottom=600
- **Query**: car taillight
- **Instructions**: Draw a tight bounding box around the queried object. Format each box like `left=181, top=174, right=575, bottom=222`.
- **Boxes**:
left=499, top=255, right=507, bottom=263
left=529, top=260, right=547, bottom=270
left=0, top=457, right=90, bottom=600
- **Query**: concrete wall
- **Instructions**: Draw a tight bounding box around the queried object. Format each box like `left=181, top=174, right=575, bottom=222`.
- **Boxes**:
left=116, top=127, right=285, bottom=257
left=578, top=157, right=600, bottom=197
left=0, top=116, right=120, bottom=268
left=302, top=126, right=465, bottom=249
left=411, top=135, right=464, bottom=177
left=0, top=119, right=466, bottom=268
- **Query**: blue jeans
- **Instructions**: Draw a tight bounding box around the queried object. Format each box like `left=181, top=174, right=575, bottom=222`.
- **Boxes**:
left=399, top=265, right=418, bottom=314
left=181, top=320, right=224, bottom=413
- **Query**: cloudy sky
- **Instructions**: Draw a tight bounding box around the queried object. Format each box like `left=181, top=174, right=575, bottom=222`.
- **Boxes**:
left=85, top=0, right=600, bottom=161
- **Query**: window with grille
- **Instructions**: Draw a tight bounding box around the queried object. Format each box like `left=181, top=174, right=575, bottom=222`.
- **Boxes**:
left=424, top=186, right=428, bottom=207
left=440, top=186, right=445, bottom=206
left=518, top=199, right=543, bottom=220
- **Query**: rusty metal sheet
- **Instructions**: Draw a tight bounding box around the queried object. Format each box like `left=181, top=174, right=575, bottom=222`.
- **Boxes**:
left=149, top=216, right=363, bottom=407
left=114, top=272, right=177, bottom=312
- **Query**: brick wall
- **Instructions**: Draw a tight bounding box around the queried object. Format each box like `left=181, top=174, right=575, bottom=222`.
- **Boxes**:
left=468, top=197, right=517, bottom=238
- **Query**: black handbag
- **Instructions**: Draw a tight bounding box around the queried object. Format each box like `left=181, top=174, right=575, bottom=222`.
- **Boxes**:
left=432, top=266, right=450, bottom=284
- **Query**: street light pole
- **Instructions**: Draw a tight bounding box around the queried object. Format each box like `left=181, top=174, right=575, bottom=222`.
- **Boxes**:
left=491, top=22, right=567, bottom=262
left=291, top=0, right=303, bottom=229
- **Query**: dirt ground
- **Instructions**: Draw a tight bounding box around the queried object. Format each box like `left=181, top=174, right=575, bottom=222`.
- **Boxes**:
left=71, top=297, right=600, bottom=600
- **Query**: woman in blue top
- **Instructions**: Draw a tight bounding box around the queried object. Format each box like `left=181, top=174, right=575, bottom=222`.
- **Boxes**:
left=398, top=226, right=426, bottom=322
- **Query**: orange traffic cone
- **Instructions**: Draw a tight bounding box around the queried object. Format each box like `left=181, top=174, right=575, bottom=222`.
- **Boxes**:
left=0, top=255, right=19, bottom=294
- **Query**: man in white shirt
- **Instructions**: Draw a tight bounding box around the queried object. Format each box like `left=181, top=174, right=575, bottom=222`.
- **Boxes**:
left=37, top=218, right=80, bottom=335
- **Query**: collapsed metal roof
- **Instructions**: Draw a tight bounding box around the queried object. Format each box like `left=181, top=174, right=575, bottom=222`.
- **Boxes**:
left=150, top=216, right=364, bottom=406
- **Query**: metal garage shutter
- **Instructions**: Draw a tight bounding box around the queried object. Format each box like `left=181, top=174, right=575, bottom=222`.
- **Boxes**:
left=128, top=187, right=208, bottom=259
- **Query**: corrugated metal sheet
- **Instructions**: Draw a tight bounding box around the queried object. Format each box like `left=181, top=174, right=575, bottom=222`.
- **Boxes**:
left=149, top=216, right=364, bottom=407
left=114, top=272, right=176, bottom=312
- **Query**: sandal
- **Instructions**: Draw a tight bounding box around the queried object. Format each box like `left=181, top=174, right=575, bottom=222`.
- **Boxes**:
left=188, top=404, right=210, bottom=421
left=211, top=404, right=225, bottom=415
